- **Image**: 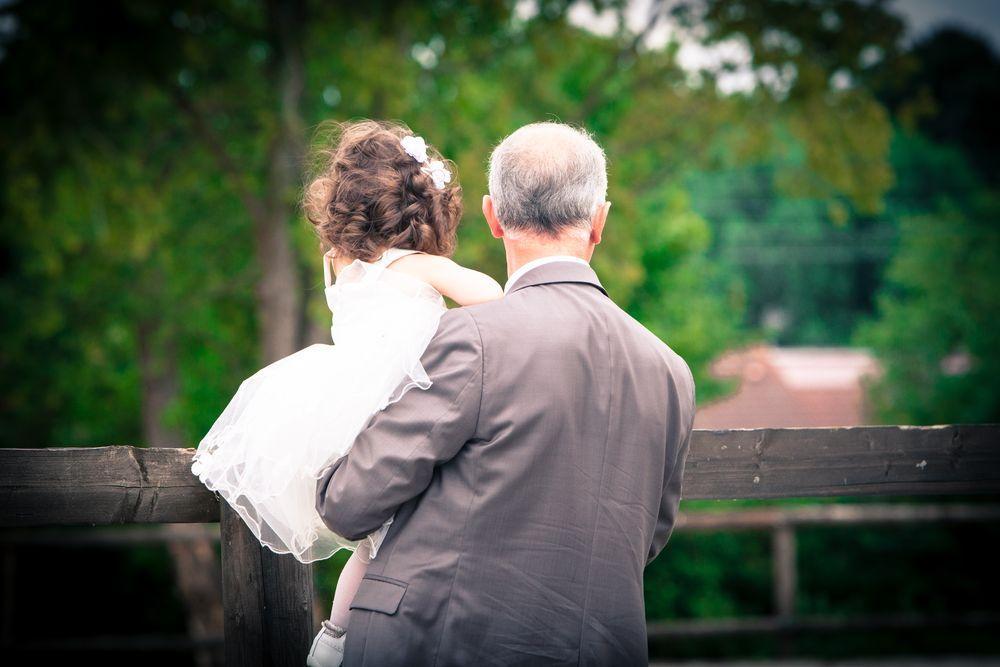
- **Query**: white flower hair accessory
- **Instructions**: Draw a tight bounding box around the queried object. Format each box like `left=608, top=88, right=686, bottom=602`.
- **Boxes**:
left=421, top=159, right=452, bottom=189
left=399, top=134, right=452, bottom=190
left=400, top=135, right=428, bottom=163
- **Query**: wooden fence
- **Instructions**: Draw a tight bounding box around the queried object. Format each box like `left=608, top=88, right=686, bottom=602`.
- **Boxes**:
left=2, top=424, right=999, bottom=665
left=652, top=501, right=1000, bottom=641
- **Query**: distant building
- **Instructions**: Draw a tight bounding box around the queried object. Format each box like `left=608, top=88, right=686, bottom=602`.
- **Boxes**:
left=692, top=344, right=883, bottom=429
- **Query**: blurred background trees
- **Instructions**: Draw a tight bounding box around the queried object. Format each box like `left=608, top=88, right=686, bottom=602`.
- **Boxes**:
left=2, top=0, right=997, bottom=662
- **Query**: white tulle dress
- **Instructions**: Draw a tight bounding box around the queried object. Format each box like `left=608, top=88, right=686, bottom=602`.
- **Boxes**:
left=190, top=247, right=447, bottom=564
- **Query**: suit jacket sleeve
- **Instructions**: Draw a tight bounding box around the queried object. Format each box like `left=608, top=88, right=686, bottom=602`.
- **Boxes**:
left=646, top=362, right=696, bottom=567
left=315, top=307, right=484, bottom=542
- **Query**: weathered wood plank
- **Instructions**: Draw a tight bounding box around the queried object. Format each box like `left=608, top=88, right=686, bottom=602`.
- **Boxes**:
left=0, top=523, right=220, bottom=546
left=260, top=537, right=314, bottom=666
left=771, top=525, right=796, bottom=619
left=674, top=502, right=1000, bottom=531
left=681, top=424, right=1000, bottom=499
left=220, top=503, right=313, bottom=667
left=1, top=425, right=998, bottom=528
left=220, top=502, right=265, bottom=667
left=0, top=446, right=218, bottom=526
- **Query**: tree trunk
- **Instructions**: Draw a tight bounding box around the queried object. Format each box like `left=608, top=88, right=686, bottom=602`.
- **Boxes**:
left=138, top=319, right=224, bottom=667
left=258, top=0, right=307, bottom=363
left=253, top=207, right=302, bottom=364
left=171, top=0, right=309, bottom=365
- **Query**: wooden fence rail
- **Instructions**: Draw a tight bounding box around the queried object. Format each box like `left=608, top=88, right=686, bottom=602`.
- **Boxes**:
left=2, top=425, right=999, bottom=665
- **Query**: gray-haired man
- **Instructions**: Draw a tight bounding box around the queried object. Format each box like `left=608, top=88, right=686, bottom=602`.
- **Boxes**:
left=315, top=121, right=697, bottom=665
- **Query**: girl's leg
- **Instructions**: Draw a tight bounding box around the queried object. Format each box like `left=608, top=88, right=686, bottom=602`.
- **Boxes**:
left=328, top=540, right=373, bottom=630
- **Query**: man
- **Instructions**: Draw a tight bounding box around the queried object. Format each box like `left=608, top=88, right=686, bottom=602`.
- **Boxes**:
left=314, top=121, right=697, bottom=665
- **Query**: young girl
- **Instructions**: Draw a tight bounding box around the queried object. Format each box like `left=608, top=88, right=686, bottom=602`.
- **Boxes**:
left=188, top=119, right=503, bottom=667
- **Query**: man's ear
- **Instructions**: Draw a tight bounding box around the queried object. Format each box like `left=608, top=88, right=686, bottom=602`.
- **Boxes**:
left=590, top=201, right=610, bottom=245
left=483, top=195, right=504, bottom=239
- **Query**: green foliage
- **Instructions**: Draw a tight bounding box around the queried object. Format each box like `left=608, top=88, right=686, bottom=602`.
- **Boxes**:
left=844, top=128, right=1000, bottom=425
left=625, top=183, right=751, bottom=403
left=645, top=529, right=772, bottom=619
left=853, top=147, right=1000, bottom=423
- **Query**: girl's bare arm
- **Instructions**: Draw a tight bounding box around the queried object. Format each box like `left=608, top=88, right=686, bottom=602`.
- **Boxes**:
left=390, top=254, right=504, bottom=306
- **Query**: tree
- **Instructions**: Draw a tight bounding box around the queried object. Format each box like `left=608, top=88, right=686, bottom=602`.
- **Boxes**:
left=852, top=136, right=1000, bottom=424
left=876, top=26, right=1000, bottom=185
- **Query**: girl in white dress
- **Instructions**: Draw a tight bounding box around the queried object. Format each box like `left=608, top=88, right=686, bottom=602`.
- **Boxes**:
left=188, top=119, right=503, bottom=667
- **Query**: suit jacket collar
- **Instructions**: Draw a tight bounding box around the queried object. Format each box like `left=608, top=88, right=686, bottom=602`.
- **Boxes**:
left=505, top=259, right=608, bottom=297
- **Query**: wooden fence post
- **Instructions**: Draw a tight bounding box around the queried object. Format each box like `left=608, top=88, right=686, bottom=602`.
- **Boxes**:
left=220, top=503, right=314, bottom=667
left=772, top=522, right=797, bottom=657
left=772, top=523, right=796, bottom=619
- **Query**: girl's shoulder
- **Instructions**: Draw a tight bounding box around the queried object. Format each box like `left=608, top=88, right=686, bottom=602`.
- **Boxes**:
left=382, top=250, right=455, bottom=284
left=388, top=253, right=503, bottom=306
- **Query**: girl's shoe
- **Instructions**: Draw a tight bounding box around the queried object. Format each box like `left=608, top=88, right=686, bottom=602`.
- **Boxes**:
left=306, top=620, right=346, bottom=667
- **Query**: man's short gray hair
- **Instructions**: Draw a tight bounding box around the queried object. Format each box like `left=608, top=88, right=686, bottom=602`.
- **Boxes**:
left=487, top=122, right=608, bottom=238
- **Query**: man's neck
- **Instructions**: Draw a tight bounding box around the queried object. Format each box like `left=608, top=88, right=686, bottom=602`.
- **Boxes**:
left=503, top=237, right=592, bottom=279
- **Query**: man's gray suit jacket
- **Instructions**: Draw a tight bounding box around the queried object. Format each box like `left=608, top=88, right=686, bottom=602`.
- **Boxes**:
left=316, top=259, right=697, bottom=666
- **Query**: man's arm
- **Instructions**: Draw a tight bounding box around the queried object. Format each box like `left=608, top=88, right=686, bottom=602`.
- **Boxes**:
left=315, top=308, right=484, bottom=542
left=646, top=362, right=697, bottom=567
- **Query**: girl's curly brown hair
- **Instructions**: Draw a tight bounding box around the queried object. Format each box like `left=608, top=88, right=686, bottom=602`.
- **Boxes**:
left=302, top=119, right=462, bottom=263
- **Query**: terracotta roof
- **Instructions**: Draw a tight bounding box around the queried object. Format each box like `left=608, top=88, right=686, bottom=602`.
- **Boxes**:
left=692, top=344, right=883, bottom=429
